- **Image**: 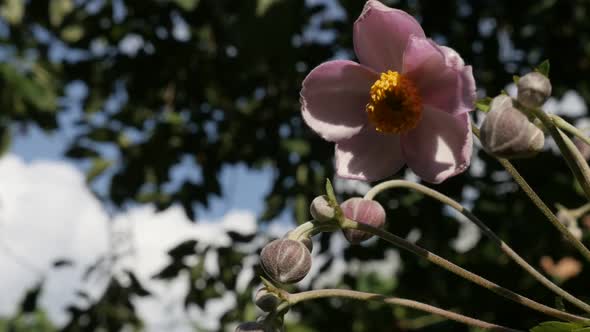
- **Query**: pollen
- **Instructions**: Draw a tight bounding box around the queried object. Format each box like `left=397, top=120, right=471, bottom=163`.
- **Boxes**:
left=366, top=71, right=422, bottom=134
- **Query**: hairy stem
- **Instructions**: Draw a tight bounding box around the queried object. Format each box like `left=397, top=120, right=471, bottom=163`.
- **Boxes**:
left=526, top=105, right=590, bottom=201
left=287, top=289, right=524, bottom=332
left=339, top=218, right=587, bottom=322
left=552, top=114, right=590, bottom=147
left=364, top=180, right=590, bottom=313
left=473, top=124, right=590, bottom=263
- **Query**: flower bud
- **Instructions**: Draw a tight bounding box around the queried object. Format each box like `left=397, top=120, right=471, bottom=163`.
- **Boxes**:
left=340, top=198, right=386, bottom=244
left=517, top=71, right=552, bottom=108
left=309, top=195, right=335, bottom=222
left=260, top=239, right=311, bottom=284
left=479, top=95, right=545, bottom=159
left=573, top=137, right=590, bottom=161
left=284, top=230, right=313, bottom=252
left=255, top=288, right=281, bottom=312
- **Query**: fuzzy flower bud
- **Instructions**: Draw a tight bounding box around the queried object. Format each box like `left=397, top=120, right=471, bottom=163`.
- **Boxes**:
left=480, top=95, right=545, bottom=159
left=309, top=195, right=335, bottom=222
left=573, top=137, right=590, bottom=161
left=284, top=230, right=313, bottom=252
left=517, top=71, right=552, bottom=109
left=260, top=239, right=312, bottom=284
left=255, top=288, right=281, bottom=312
left=340, top=198, right=386, bottom=244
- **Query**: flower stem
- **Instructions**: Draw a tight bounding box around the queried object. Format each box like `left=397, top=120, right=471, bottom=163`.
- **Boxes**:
left=525, top=104, right=590, bottom=201
left=551, top=114, right=590, bottom=147
left=364, top=180, right=590, bottom=313
left=472, top=124, right=590, bottom=263
left=339, top=217, right=587, bottom=322
left=287, top=289, right=524, bottom=332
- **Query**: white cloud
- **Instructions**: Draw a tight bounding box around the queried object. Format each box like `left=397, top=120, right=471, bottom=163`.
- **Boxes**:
left=0, top=154, right=258, bottom=331
left=0, top=155, right=109, bottom=325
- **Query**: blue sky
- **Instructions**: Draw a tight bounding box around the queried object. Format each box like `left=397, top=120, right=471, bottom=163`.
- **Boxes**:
left=10, top=119, right=277, bottom=222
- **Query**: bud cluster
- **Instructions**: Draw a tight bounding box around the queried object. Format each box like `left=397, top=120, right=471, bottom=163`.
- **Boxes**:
left=479, top=95, right=545, bottom=159
left=479, top=71, right=553, bottom=159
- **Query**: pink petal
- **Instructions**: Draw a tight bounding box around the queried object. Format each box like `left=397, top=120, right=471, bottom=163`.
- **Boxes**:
left=335, top=127, right=405, bottom=181
left=301, top=60, right=378, bottom=142
left=401, top=108, right=472, bottom=183
left=402, top=36, right=476, bottom=116
left=439, top=46, right=477, bottom=114
left=353, top=0, right=425, bottom=73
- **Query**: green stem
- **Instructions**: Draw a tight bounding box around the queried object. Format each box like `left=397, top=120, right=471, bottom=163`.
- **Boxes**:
left=570, top=203, right=590, bottom=218
left=526, top=105, right=590, bottom=201
left=552, top=114, right=590, bottom=148
left=339, top=217, right=587, bottom=323
left=473, top=124, right=590, bottom=263
left=364, top=180, right=590, bottom=314
left=287, top=289, right=524, bottom=332
left=287, top=220, right=339, bottom=241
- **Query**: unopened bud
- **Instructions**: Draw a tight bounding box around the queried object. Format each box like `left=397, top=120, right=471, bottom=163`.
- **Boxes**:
left=517, top=71, right=552, bottom=108
left=255, top=288, right=281, bottom=312
left=260, top=239, right=311, bottom=284
left=573, top=137, right=590, bottom=161
left=340, top=198, right=386, bottom=244
left=310, top=195, right=335, bottom=222
left=480, top=95, right=544, bottom=159
left=284, top=230, right=313, bottom=252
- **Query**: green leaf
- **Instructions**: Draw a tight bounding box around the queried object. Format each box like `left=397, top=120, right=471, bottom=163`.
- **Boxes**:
left=280, top=138, right=310, bottom=156
left=0, top=0, right=24, bottom=25
left=325, top=178, right=336, bottom=205
left=61, top=25, right=84, bottom=42
left=173, top=0, right=199, bottom=11
left=0, top=127, right=11, bottom=157
left=256, top=0, right=280, bottom=16
left=49, top=0, right=74, bottom=27
left=86, top=158, right=113, bottom=183
left=513, top=75, right=520, bottom=84
left=530, top=321, right=585, bottom=332
left=535, top=59, right=550, bottom=78
left=294, top=193, right=308, bottom=225
left=476, top=97, right=493, bottom=113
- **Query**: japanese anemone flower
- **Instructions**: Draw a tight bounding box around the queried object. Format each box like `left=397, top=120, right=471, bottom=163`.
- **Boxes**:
left=300, top=0, right=476, bottom=183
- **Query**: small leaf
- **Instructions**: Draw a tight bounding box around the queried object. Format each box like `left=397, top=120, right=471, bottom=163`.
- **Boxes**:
left=325, top=178, right=336, bottom=204
left=61, top=24, right=84, bottom=42
left=535, top=59, right=550, bottom=78
left=167, top=239, right=197, bottom=259
left=49, top=0, right=74, bottom=27
left=0, top=0, right=24, bottom=25
left=86, top=158, right=113, bottom=183
left=53, top=259, right=74, bottom=268
left=476, top=97, right=493, bottom=113
left=20, top=282, right=42, bottom=313
left=257, top=0, right=280, bottom=16
left=173, top=0, right=199, bottom=11
left=280, top=138, right=310, bottom=156
left=126, top=270, right=151, bottom=297
left=513, top=75, right=520, bottom=84
left=530, top=321, right=585, bottom=332
left=0, top=127, right=11, bottom=156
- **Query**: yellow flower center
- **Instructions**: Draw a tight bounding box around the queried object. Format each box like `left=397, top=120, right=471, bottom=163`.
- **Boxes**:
left=366, top=71, right=422, bottom=134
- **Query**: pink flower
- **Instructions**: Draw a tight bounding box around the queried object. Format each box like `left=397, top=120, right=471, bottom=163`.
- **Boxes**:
left=300, top=0, right=476, bottom=183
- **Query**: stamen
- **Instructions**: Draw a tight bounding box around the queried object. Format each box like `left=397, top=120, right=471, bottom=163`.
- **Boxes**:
left=366, top=71, right=422, bottom=134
